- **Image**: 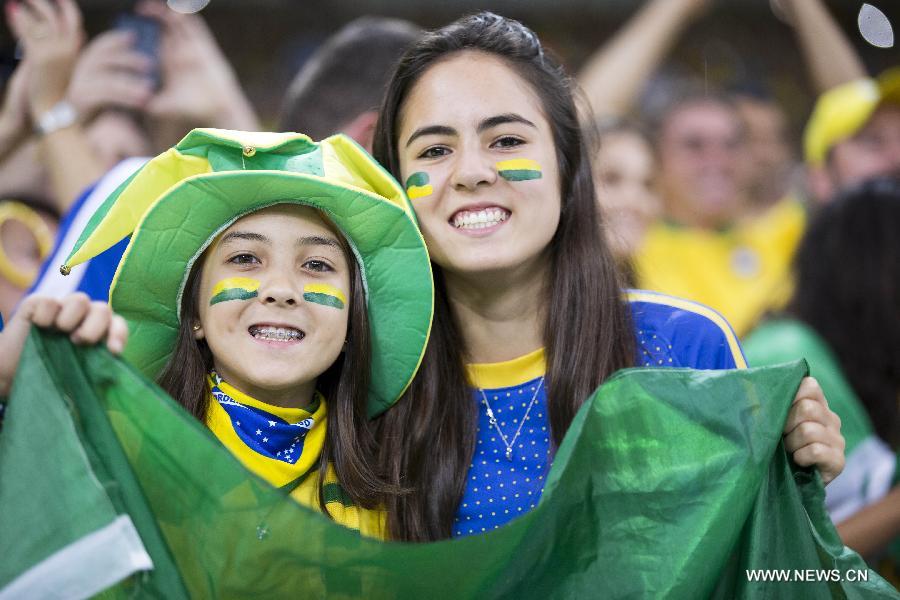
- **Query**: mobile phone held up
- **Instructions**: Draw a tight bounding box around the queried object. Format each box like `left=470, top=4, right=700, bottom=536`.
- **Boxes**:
left=113, top=13, right=161, bottom=90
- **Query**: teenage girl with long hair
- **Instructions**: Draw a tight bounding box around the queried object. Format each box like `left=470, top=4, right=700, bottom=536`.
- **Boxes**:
left=371, top=13, right=845, bottom=541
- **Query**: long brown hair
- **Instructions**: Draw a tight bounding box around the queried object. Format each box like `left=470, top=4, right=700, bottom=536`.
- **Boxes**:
left=372, top=12, right=635, bottom=541
left=156, top=213, right=390, bottom=512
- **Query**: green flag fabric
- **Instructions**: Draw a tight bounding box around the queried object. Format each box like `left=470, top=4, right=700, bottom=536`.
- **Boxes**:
left=745, top=318, right=900, bottom=585
left=1, top=329, right=897, bottom=599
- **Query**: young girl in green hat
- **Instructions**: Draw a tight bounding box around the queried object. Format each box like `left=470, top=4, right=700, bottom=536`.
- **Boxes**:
left=0, top=128, right=433, bottom=539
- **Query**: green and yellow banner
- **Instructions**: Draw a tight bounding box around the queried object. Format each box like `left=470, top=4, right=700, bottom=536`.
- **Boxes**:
left=1, top=330, right=896, bottom=599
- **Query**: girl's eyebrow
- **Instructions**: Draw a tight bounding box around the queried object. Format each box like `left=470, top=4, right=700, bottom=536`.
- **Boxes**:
left=405, top=114, right=536, bottom=148
left=297, top=235, right=341, bottom=249
left=221, top=231, right=269, bottom=245
left=477, top=113, right=536, bottom=133
left=405, top=125, right=457, bottom=148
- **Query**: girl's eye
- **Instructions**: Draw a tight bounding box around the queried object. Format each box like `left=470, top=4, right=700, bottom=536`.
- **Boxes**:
left=492, top=136, right=525, bottom=149
left=417, top=145, right=450, bottom=160
left=303, top=259, right=334, bottom=273
left=229, top=253, right=259, bottom=265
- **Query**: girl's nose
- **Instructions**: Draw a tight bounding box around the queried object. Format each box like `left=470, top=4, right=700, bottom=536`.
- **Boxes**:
left=451, top=148, right=496, bottom=191
left=259, top=275, right=299, bottom=306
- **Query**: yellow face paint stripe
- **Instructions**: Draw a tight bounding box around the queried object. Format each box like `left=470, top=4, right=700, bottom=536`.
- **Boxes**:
left=303, top=283, right=347, bottom=309
left=210, top=277, right=260, bottom=305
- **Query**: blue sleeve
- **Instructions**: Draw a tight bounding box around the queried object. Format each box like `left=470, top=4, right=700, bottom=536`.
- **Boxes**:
left=74, top=237, right=129, bottom=302
left=629, top=290, right=747, bottom=370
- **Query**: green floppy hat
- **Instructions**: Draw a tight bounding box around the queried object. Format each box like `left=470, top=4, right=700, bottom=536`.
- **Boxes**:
left=61, top=128, right=433, bottom=418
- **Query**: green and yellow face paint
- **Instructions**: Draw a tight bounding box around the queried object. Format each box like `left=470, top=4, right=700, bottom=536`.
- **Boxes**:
left=209, top=277, right=260, bottom=306
left=405, top=172, right=433, bottom=200
left=496, top=159, right=543, bottom=182
left=303, top=283, right=346, bottom=310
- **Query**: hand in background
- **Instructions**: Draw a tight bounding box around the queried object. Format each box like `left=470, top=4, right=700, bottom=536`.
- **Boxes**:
left=137, top=0, right=260, bottom=131
left=67, top=30, right=156, bottom=120
left=6, top=0, right=84, bottom=119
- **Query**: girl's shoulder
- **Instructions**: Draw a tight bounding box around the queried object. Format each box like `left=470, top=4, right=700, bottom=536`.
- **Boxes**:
left=626, top=290, right=747, bottom=370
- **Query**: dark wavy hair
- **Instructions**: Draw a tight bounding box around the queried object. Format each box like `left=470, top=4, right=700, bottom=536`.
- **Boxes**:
left=789, top=176, right=900, bottom=448
left=156, top=210, right=390, bottom=514
left=372, top=12, right=635, bottom=541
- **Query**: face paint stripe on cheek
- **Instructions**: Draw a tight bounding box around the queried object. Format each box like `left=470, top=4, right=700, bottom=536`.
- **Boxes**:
left=210, top=277, right=260, bottom=305
left=302, top=283, right=346, bottom=310
left=405, top=172, right=433, bottom=200
left=496, top=159, right=543, bottom=181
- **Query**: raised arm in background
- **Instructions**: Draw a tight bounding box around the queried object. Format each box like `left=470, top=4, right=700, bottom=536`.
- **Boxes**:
left=778, top=0, right=867, bottom=92
left=137, top=0, right=260, bottom=148
left=5, top=0, right=261, bottom=214
left=0, top=65, right=30, bottom=164
left=577, top=0, right=710, bottom=120
left=835, top=486, right=900, bottom=560
left=7, top=0, right=105, bottom=212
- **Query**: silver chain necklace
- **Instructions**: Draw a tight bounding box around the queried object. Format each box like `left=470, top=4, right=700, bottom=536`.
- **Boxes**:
left=479, top=376, right=545, bottom=461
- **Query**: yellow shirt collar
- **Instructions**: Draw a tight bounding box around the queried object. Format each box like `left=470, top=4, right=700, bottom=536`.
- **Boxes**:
left=465, top=347, right=546, bottom=389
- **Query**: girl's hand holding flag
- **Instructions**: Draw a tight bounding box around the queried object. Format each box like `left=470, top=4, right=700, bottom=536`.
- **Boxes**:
left=0, top=292, right=127, bottom=396
left=784, top=376, right=846, bottom=484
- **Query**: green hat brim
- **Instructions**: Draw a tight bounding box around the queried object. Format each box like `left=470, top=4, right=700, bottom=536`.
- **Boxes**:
left=110, top=170, right=433, bottom=418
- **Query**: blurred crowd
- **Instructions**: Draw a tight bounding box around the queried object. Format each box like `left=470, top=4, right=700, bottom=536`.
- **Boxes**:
left=0, top=0, right=897, bottom=581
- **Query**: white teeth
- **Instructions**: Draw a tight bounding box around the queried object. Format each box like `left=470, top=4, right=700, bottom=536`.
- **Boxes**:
left=249, top=326, right=303, bottom=342
left=452, top=208, right=509, bottom=229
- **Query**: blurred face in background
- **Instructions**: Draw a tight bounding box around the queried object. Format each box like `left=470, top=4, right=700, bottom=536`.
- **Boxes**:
left=735, top=97, right=793, bottom=206
left=828, top=104, right=900, bottom=188
left=656, top=99, right=747, bottom=229
left=593, top=130, right=661, bottom=259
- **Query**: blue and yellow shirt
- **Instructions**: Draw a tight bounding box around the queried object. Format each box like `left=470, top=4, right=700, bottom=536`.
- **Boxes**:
left=453, top=291, right=746, bottom=537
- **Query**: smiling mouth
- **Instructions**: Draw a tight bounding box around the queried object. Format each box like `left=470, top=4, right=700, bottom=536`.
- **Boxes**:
left=451, top=207, right=511, bottom=229
left=248, top=325, right=305, bottom=342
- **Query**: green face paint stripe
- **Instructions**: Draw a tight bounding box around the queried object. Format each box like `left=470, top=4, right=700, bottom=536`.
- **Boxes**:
left=498, top=169, right=543, bottom=181
left=405, top=172, right=429, bottom=188
left=303, top=292, right=345, bottom=309
left=209, top=288, right=259, bottom=305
